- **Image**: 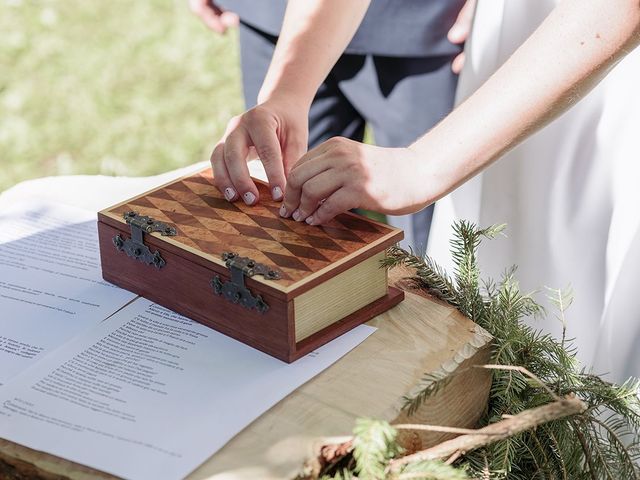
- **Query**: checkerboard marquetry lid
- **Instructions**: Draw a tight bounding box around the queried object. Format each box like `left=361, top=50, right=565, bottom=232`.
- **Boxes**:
left=98, top=168, right=403, bottom=294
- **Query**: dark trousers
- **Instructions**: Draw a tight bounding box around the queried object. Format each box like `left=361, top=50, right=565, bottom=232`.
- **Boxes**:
left=239, top=23, right=458, bottom=255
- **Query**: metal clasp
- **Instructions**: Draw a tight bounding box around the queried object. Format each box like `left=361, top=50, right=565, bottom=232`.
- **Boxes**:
left=211, top=253, right=281, bottom=314
left=113, top=211, right=176, bottom=269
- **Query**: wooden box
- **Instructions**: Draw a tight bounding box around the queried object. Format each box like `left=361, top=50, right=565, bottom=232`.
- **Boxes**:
left=97, top=168, right=404, bottom=362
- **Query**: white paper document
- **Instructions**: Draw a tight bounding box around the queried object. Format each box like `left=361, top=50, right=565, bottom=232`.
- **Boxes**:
left=0, top=201, right=136, bottom=384
left=0, top=299, right=376, bottom=480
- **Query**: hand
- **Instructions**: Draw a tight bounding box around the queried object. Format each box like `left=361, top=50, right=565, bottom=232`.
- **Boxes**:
left=189, top=0, right=239, bottom=34
left=447, top=0, right=476, bottom=74
left=280, top=137, right=433, bottom=226
left=211, top=98, right=309, bottom=205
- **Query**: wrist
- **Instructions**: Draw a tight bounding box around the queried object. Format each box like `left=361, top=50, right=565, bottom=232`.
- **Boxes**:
left=257, top=83, right=314, bottom=111
left=406, top=144, right=454, bottom=207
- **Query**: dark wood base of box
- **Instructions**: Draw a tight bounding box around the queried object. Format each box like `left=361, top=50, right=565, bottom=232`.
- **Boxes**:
left=103, top=263, right=403, bottom=362
left=99, top=217, right=405, bottom=362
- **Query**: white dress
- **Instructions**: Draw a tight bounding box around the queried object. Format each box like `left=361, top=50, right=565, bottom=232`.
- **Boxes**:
left=428, top=0, right=640, bottom=383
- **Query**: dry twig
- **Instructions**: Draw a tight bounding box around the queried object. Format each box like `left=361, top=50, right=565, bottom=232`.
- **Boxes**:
left=387, top=395, right=586, bottom=473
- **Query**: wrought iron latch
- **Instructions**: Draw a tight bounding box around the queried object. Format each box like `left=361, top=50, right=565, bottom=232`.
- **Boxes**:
left=113, top=211, right=176, bottom=269
left=211, top=252, right=281, bottom=314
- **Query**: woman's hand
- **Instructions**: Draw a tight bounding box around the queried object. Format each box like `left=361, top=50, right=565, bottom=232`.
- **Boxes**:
left=280, top=137, right=436, bottom=225
left=210, top=97, right=309, bottom=205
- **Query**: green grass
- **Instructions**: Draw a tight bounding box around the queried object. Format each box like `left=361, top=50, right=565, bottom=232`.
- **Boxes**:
left=0, top=0, right=243, bottom=192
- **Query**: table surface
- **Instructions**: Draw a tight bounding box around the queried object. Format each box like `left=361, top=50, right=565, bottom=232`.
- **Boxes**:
left=0, top=170, right=493, bottom=480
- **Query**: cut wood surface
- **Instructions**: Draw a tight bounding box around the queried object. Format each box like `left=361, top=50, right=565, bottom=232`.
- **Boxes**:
left=0, top=168, right=492, bottom=480
left=0, top=268, right=493, bottom=480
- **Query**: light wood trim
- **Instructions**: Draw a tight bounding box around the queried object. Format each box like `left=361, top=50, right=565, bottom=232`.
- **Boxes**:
left=294, top=252, right=388, bottom=342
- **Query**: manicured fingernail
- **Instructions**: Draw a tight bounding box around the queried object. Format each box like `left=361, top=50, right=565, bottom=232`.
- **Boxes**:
left=243, top=192, right=256, bottom=205
left=224, top=187, right=236, bottom=201
left=272, top=186, right=283, bottom=201
left=292, top=209, right=302, bottom=221
left=305, top=216, right=314, bottom=225
left=279, top=204, right=288, bottom=217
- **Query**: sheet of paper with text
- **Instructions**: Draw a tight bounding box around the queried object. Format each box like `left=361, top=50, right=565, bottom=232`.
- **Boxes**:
left=0, top=299, right=375, bottom=480
left=0, top=201, right=137, bottom=384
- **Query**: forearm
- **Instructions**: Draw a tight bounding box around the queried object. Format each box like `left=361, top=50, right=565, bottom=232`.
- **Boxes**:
left=412, top=0, right=640, bottom=203
left=257, top=0, right=370, bottom=106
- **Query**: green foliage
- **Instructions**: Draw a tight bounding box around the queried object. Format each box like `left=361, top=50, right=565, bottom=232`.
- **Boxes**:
left=326, top=418, right=467, bottom=480
left=364, top=221, right=640, bottom=479
left=352, top=418, right=401, bottom=480
left=398, top=460, right=469, bottom=479
left=320, top=469, right=355, bottom=480
left=1, top=0, right=243, bottom=192
left=386, top=221, right=640, bottom=479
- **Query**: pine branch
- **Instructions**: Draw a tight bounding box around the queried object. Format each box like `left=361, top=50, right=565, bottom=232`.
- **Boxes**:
left=397, top=461, right=469, bottom=479
left=353, top=418, right=401, bottom=480
left=308, top=221, right=640, bottom=479
left=388, top=396, right=587, bottom=473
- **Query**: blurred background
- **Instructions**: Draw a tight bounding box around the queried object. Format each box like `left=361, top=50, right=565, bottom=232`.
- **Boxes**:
left=1, top=0, right=243, bottom=193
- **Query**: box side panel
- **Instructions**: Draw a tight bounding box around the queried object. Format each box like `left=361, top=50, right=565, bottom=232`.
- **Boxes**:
left=293, top=251, right=388, bottom=342
left=98, top=222, right=293, bottom=362
left=291, top=287, right=404, bottom=361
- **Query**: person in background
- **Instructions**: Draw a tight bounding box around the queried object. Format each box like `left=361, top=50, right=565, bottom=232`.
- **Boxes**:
left=190, top=0, right=475, bottom=255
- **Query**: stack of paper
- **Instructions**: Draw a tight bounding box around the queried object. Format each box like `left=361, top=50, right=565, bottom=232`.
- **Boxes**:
left=0, top=201, right=375, bottom=480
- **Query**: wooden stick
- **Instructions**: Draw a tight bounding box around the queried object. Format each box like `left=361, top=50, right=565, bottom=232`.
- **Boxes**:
left=388, top=395, right=586, bottom=473
left=393, top=424, right=501, bottom=436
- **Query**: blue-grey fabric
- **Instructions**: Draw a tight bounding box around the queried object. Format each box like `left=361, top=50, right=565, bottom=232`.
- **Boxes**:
left=239, top=24, right=458, bottom=253
left=219, top=0, right=465, bottom=57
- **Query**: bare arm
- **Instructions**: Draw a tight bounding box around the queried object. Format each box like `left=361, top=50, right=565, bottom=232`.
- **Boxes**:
left=282, top=0, right=640, bottom=225
left=258, top=0, right=370, bottom=106
left=411, top=0, right=640, bottom=202
left=211, top=0, right=370, bottom=205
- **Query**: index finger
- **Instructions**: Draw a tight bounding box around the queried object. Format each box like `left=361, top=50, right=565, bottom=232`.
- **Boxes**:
left=249, top=123, right=286, bottom=201
left=224, top=129, right=259, bottom=205
left=281, top=153, right=331, bottom=218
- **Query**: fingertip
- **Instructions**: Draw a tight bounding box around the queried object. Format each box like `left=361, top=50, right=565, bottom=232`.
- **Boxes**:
left=272, top=185, right=284, bottom=202
left=242, top=191, right=258, bottom=206
left=279, top=204, right=289, bottom=218
left=221, top=11, right=239, bottom=27
left=223, top=187, right=238, bottom=202
left=451, top=53, right=465, bottom=74
left=205, top=17, right=225, bottom=34
left=447, top=26, right=466, bottom=44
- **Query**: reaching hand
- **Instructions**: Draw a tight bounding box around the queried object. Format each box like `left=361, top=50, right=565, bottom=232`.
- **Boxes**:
left=280, top=137, right=433, bottom=226
left=447, top=0, right=476, bottom=74
left=189, top=0, right=239, bottom=34
left=210, top=98, right=309, bottom=205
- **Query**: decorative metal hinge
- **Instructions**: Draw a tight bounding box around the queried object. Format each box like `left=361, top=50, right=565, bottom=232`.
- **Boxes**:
left=211, top=252, right=281, bottom=314
left=113, top=211, right=176, bottom=269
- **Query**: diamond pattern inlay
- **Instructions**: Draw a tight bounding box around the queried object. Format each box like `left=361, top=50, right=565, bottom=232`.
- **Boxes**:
left=109, top=168, right=396, bottom=287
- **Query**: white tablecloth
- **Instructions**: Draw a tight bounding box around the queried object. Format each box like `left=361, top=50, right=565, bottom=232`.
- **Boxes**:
left=0, top=161, right=269, bottom=210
